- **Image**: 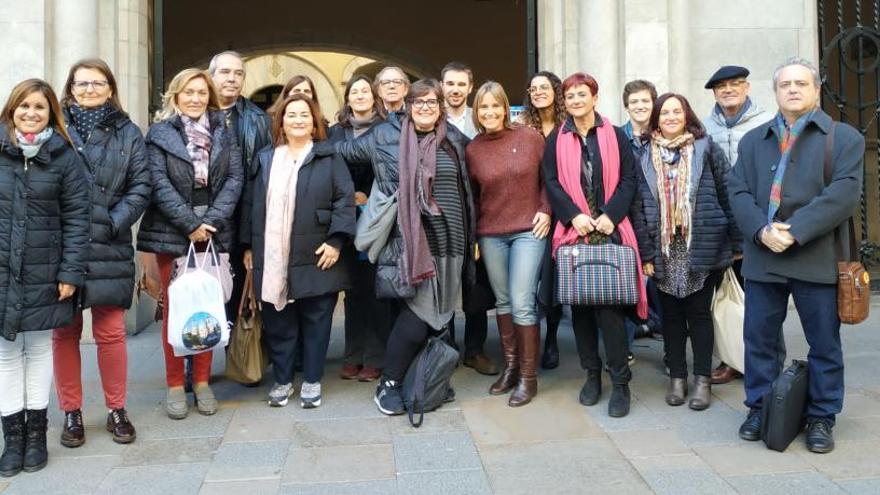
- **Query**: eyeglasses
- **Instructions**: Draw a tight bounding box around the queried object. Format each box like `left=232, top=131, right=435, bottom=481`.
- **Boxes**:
left=528, top=84, right=552, bottom=95
left=411, top=98, right=439, bottom=110
left=714, top=79, right=747, bottom=90
left=72, top=80, right=109, bottom=92
left=379, top=79, right=406, bottom=88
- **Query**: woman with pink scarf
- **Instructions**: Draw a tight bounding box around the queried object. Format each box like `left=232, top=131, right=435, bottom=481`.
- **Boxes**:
left=542, top=73, right=646, bottom=419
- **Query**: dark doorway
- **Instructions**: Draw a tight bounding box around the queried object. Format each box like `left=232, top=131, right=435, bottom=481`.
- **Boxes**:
left=249, top=84, right=284, bottom=112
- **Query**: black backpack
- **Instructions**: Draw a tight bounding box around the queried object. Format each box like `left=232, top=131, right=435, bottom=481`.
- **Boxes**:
left=402, top=333, right=460, bottom=427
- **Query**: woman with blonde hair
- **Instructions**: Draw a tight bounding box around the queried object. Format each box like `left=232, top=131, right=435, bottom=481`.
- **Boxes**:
left=137, top=68, right=243, bottom=420
left=466, top=81, right=549, bottom=407
left=0, top=79, right=89, bottom=477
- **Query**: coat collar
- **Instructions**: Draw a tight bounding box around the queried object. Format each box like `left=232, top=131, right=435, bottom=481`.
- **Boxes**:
left=0, top=123, right=71, bottom=164
left=762, top=108, right=832, bottom=140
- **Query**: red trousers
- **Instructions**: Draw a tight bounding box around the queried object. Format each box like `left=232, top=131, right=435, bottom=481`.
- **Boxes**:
left=53, top=305, right=128, bottom=411
left=157, top=253, right=213, bottom=387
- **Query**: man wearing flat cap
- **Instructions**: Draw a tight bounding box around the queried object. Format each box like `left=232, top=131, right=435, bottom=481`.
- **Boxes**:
left=703, top=65, right=773, bottom=386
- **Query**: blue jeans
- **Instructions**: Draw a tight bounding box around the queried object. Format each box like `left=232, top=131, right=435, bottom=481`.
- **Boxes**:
left=478, top=232, right=546, bottom=325
left=743, top=279, right=844, bottom=422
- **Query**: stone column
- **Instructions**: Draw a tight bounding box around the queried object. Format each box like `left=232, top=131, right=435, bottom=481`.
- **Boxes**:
left=51, top=0, right=99, bottom=90
left=667, top=0, right=690, bottom=96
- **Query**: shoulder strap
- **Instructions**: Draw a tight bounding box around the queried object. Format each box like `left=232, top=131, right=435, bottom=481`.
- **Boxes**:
left=824, top=123, right=859, bottom=262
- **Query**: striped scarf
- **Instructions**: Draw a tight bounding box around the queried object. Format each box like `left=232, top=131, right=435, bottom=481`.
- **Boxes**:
left=650, top=131, right=695, bottom=256
left=767, top=110, right=815, bottom=223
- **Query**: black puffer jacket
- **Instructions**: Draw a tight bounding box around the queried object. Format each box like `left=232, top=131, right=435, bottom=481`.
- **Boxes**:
left=0, top=126, right=90, bottom=341
left=137, top=112, right=243, bottom=256
left=326, top=118, right=478, bottom=287
left=64, top=107, right=151, bottom=309
left=631, top=137, right=742, bottom=280
left=240, top=144, right=356, bottom=300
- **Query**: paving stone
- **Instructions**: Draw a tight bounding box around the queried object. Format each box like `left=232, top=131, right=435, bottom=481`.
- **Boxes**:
left=278, top=479, right=400, bottom=495
left=0, top=481, right=8, bottom=493
left=95, top=462, right=209, bottom=495
left=631, top=454, right=737, bottom=495
left=205, top=439, right=290, bottom=481
left=479, top=438, right=652, bottom=494
left=282, top=444, right=395, bottom=484
left=389, top=409, right=468, bottom=435
left=393, top=431, right=482, bottom=473
left=835, top=477, right=880, bottom=494
left=461, top=385, right=605, bottom=445
left=134, top=406, right=235, bottom=440
left=724, top=471, right=845, bottom=495
left=397, top=469, right=492, bottom=495
left=46, top=424, right=129, bottom=459
left=838, top=393, right=880, bottom=419
left=581, top=394, right=672, bottom=432
left=656, top=405, right=746, bottom=447
left=608, top=428, right=693, bottom=458
left=200, top=479, right=281, bottom=495
left=223, top=406, right=297, bottom=443
left=694, top=443, right=814, bottom=476
left=291, top=417, right=391, bottom=448
left=3, top=456, right=119, bottom=494
left=796, top=440, right=880, bottom=480
left=121, top=436, right=222, bottom=466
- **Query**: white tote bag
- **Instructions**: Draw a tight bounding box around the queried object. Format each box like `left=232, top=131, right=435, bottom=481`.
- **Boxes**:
left=712, top=267, right=745, bottom=373
left=167, top=241, right=230, bottom=357
left=171, top=244, right=234, bottom=303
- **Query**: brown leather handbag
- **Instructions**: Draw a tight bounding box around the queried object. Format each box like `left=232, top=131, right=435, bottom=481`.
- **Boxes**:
left=824, top=123, right=870, bottom=324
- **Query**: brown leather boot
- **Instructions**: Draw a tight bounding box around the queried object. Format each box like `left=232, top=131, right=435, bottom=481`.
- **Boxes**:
left=509, top=324, right=539, bottom=407
left=489, top=314, right=518, bottom=395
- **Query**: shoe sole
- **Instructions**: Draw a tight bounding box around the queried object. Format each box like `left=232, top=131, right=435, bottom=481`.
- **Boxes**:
left=739, top=432, right=761, bottom=441
left=357, top=375, right=380, bottom=382
left=0, top=467, right=22, bottom=477
left=373, top=395, right=404, bottom=416
left=197, top=408, right=218, bottom=416
left=688, top=402, right=710, bottom=411
left=60, top=436, right=85, bottom=448
left=165, top=406, right=188, bottom=420
left=268, top=397, right=289, bottom=407
left=579, top=395, right=600, bottom=406
left=608, top=409, right=630, bottom=418
left=22, top=461, right=47, bottom=473
left=106, top=424, right=136, bottom=444
left=463, top=363, right=500, bottom=376
left=807, top=444, right=834, bottom=454
left=300, top=399, right=321, bottom=409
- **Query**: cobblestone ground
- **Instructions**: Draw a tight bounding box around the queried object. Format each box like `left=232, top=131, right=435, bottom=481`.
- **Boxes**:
left=2, top=302, right=879, bottom=494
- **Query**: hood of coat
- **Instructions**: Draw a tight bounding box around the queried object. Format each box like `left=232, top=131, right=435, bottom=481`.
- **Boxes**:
left=710, top=98, right=769, bottom=129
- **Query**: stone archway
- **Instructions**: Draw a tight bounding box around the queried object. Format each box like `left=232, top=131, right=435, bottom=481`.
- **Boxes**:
left=241, top=52, right=345, bottom=119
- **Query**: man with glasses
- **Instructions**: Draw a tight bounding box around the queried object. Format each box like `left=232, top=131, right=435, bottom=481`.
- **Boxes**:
left=374, top=66, right=410, bottom=116
left=208, top=51, right=271, bottom=376
left=703, top=65, right=772, bottom=386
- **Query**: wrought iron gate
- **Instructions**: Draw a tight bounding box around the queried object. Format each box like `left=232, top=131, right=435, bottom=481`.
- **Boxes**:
left=818, top=0, right=880, bottom=268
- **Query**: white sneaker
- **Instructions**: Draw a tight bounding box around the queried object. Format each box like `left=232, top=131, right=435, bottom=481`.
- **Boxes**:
left=268, top=382, right=293, bottom=407
left=300, top=382, right=322, bottom=409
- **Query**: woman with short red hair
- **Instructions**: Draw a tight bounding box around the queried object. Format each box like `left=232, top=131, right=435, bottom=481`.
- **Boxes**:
left=542, top=72, right=646, bottom=418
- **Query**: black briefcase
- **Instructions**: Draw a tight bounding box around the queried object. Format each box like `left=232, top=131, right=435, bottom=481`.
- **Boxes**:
left=761, top=360, right=809, bottom=452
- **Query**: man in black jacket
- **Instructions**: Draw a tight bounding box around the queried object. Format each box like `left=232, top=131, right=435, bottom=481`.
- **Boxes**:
left=729, top=57, right=865, bottom=454
left=209, top=51, right=272, bottom=334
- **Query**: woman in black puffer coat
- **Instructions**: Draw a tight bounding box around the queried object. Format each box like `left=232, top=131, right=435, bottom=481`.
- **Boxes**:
left=630, top=93, right=742, bottom=412
left=0, top=79, right=89, bottom=478
left=52, top=59, right=152, bottom=449
left=136, top=68, right=242, bottom=421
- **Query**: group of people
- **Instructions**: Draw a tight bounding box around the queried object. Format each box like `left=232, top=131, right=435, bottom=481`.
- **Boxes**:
left=0, top=50, right=864, bottom=478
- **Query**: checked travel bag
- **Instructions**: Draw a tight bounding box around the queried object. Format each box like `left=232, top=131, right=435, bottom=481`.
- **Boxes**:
left=555, top=242, right=639, bottom=307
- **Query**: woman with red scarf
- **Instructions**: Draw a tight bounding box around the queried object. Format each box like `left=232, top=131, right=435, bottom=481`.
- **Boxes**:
left=542, top=73, right=646, bottom=418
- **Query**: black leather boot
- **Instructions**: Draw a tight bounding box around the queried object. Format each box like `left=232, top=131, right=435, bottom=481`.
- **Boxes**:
left=0, top=411, right=26, bottom=477
left=23, top=409, right=48, bottom=473
left=578, top=370, right=602, bottom=406
left=608, top=384, right=631, bottom=418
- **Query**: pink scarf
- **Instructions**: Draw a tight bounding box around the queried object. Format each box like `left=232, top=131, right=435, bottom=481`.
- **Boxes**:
left=551, top=117, right=647, bottom=319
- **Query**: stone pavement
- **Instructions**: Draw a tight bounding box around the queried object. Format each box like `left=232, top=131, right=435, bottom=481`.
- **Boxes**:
left=2, top=303, right=880, bottom=494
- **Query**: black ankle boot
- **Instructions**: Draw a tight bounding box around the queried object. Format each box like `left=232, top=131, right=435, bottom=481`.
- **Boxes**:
left=23, top=409, right=48, bottom=473
left=608, top=384, right=631, bottom=418
left=0, top=411, right=26, bottom=477
left=578, top=370, right=602, bottom=406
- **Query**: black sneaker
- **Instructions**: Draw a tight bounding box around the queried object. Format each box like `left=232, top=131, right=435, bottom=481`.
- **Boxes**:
left=739, top=409, right=762, bottom=441
left=374, top=379, right=405, bottom=416
left=805, top=418, right=834, bottom=454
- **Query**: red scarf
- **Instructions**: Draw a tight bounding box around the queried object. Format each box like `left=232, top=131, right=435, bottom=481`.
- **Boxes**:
left=551, top=117, right=647, bottom=319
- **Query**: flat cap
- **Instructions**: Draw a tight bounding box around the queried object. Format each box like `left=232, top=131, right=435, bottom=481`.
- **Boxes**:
left=705, top=66, right=750, bottom=89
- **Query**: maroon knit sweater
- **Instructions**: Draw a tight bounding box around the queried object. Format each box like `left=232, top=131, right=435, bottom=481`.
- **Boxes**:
left=466, top=125, right=550, bottom=236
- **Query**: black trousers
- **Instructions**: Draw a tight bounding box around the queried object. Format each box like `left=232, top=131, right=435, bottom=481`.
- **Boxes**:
left=570, top=305, right=631, bottom=384
left=384, top=303, right=439, bottom=382
left=343, top=260, right=392, bottom=368
left=446, top=311, right=488, bottom=358
left=658, top=271, right=720, bottom=379
left=261, top=293, right=338, bottom=384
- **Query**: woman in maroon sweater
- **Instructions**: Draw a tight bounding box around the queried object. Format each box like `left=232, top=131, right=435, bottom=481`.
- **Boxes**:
left=466, top=81, right=550, bottom=407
